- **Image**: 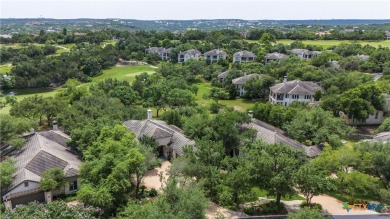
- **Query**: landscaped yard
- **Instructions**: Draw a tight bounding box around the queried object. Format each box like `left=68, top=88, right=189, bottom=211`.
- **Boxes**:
left=196, top=82, right=258, bottom=112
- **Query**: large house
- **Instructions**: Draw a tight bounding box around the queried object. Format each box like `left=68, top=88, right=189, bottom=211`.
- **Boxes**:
left=123, top=110, right=195, bottom=159
left=232, top=73, right=264, bottom=96
left=145, top=47, right=172, bottom=61
left=233, top=50, right=256, bottom=63
left=386, top=31, right=390, bottom=40
left=178, top=49, right=201, bottom=63
left=269, top=77, right=324, bottom=106
left=241, top=118, right=321, bottom=158
left=217, top=71, right=229, bottom=83
left=204, top=49, right=227, bottom=63
left=340, top=94, right=390, bottom=125
left=2, top=128, right=81, bottom=209
left=289, top=49, right=321, bottom=60
left=264, top=52, right=287, bottom=64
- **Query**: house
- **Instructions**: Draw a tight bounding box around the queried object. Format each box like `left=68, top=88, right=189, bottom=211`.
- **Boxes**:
left=355, top=54, right=370, bottom=61
left=232, top=73, right=264, bottom=96
left=217, top=71, right=229, bottom=83
left=233, top=50, right=256, bottom=63
left=204, top=49, right=227, bottom=63
left=269, top=77, right=324, bottom=106
left=340, top=94, right=390, bottom=125
left=289, top=49, right=321, bottom=60
left=178, top=49, right=201, bottom=63
left=145, top=47, right=172, bottom=61
left=2, top=127, right=81, bottom=209
left=123, top=110, right=195, bottom=159
left=264, top=52, right=287, bottom=64
left=386, top=31, right=390, bottom=40
left=241, top=117, right=321, bottom=158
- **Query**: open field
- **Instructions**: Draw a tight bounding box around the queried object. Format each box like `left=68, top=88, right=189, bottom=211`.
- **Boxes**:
left=276, top=39, right=390, bottom=49
left=244, top=39, right=390, bottom=49
left=0, top=65, right=156, bottom=114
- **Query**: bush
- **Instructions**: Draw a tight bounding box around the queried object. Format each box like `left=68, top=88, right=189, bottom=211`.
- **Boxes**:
left=300, top=202, right=322, bottom=210
left=260, top=201, right=287, bottom=215
left=209, top=102, right=220, bottom=114
left=149, top=188, right=158, bottom=197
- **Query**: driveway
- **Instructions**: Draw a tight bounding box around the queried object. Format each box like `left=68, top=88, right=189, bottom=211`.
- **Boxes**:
left=142, top=160, right=170, bottom=192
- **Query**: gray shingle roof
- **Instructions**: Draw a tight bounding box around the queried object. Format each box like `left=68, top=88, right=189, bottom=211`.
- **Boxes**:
left=4, top=131, right=81, bottom=194
left=242, top=119, right=321, bottom=157
left=265, top=52, right=287, bottom=60
left=204, top=49, right=227, bottom=56
left=289, top=49, right=321, bottom=56
left=232, top=74, right=264, bottom=85
left=217, top=71, right=229, bottom=79
left=145, top=47, right=172, bottom=54
left=270, top=80, right=323, bottom=95
left=355, top=54, right=370, bottom=61
left=233, top=50, right=256, bottom=58
left=178, top=49, right=201, bottom=56
left=123, top=119, right=195, bottom=156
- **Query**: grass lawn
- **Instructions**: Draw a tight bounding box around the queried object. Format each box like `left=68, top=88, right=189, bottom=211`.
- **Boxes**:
left=244, top=39, right=390, bottom=49
left=92, top=65, right=156, bottom=83
left=276, top=39, right=390, bottom=49
left=0, top=64, right=12, bottom=74
left=250, top=187, right=305, bottom=201
left=196, top=82, right=257, bottom=112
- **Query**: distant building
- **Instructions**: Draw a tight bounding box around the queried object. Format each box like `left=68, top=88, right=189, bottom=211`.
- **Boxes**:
left=145, top=47, right=172, bottom=61
left=2, top=128, right=81, bottom=209
left=217, top=71, right=229, bottom=83
left=204, top=49, right=227, bottom=63
left=386, top=31, right=390, bottom=40
left=269, top=77, right=324, bottom=106
left=355, top=54, right=370, bottom=61
left=178, top=49, right=201, bottom=63
left=233, top=50, right=256, bottom=63
left=264, top=52, right=288, bottom=64
left=232, top=73, right=264, bottom=96
left=289, top=49, right=321, bottom=60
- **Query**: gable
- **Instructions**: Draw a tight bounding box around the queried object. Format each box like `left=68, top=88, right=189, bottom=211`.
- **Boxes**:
left=25, top=151, right=68, bottom=176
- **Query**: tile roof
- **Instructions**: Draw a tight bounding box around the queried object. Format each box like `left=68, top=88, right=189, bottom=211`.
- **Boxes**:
left=232, top=73, right=264, bottom=85
left=270, top=80, right=323, bottom=95
left=123, top=119, right=195, bottom=156
left=204, top=49, right=227, bottom=56
left=178, top=49, right=201, bottom=56
left=233, top=50, right=256, bottom=58
left=242, top=119, right=321, bottom=157
left=4, top=131, right=81, bottom=194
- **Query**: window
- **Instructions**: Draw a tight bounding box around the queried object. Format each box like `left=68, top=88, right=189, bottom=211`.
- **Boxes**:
left=285, top=102, right=287, bottom=106
left=24, top=182, right=29, bottom=187
left=304, top=95, right=311, bottom=99
left=69, top=181, right=78, bottom=191
left=285, top=94, right=288, bottom=98
left=375, top=111, right=379, bottom=119
left=292, top=95, right=299, bottom=99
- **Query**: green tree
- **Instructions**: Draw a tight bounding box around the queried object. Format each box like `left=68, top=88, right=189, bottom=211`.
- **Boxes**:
left=287, top=207, right=328, bottom=219
left=295, top=164, right=334, bottom=205
left=0, top=114, right=35, bottom=148
left=40, top=168, right=66, bottom=191
left=246, top=142, right=307, bottom=205
left=167, top=88, right=196, bottom=108
left=259, top=33, right=276, bottom=52
left=0, top=158, right=16, bottom=188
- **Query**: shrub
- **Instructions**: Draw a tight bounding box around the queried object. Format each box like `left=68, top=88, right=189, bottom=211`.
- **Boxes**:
left=260, top=201, right=287, bottom=215
left=209, top=102, right=220, bottom=114
left=149, top=188, right=158, bottom=197
left=300, top=202, right=322, bottom=210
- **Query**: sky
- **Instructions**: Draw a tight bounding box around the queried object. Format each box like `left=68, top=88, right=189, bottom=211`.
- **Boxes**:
left=1, top=0, right=390, bottom=20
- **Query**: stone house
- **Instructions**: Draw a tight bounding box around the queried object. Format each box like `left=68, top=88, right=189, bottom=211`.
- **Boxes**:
left=178, top=49, right=201, bottom=63
left=145, top=47, right=172, bottom=61
left=232, top=50, right=256, bottom=63
left=204, top=49, right=227, bottom=63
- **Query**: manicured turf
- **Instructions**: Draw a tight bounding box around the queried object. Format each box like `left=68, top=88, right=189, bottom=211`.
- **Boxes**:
left=245, top=39, right=390, bottom=49
left=196, top=82, right=258, bottom=112
left=92, top=65, right=156, bottom=83
left=0, top=64, right=12, bottom=74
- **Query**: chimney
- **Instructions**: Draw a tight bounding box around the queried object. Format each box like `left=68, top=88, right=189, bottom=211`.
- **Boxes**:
left=147, top=109, right=152, bottom=120
left=283, top=76, right=287, bottom=83
left=52, top=120, right=58, bottom=131
left=248, top=110, right=253, bottom=118
left=29, top=128, right=35, bottom=134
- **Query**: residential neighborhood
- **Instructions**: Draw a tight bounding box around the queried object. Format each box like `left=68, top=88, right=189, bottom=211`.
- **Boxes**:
left=1, top=2, right=390, bottom=219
